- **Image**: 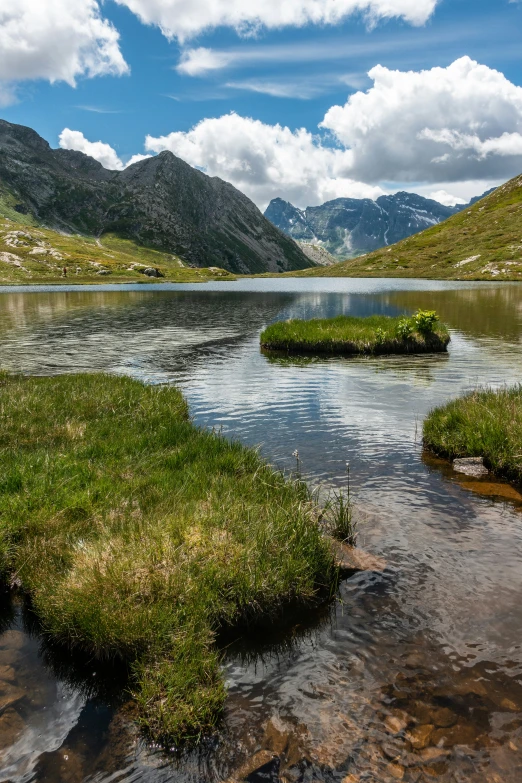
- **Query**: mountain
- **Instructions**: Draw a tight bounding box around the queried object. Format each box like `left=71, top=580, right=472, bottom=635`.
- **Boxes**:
left=0, top=120, right=312, bottom=275
left=264, top=192, right=480, bottom=259
left=290, top=175, right=522, bottom=281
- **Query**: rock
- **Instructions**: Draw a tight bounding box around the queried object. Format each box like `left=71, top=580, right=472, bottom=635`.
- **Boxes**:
left=0, top=707, right=26, bottom=747
left=0, top=682, right=25, bottom=710
left=453, top=457, right=489, bottom=477
left=406, top=724, right=433, bottom=750
left=96, top=269, right=111, bottom=276
left=0, top=665, right=16, bottom=682
left=418, top=747, right=450, bottom=763
left=385, top=762, right=405, bottom=780
left=430, top=722, right=477, bottom=748
left=329, top=539, right=387, bottom=573
left=341, top=774, right=359, bottom=783
left=0, top=649, right=18, bottom=666
left=384, top=713, right=409, bottom=735
left=431, top=707, right=457, bottom=728
left=232, top=751, right=279, bottom=782
left=381, top=742, right=403, bottom=761
left=0, top=630, right=25, bottom=650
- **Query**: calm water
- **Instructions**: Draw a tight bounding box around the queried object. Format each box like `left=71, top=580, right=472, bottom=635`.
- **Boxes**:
left=1, top=278, right=522, bottom=783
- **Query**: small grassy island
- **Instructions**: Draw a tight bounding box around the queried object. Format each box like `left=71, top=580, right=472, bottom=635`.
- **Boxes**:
left=260, top=310, right=450, bottom=355
left=0, top=373, right=336, bottom=744
left=424, top=385, right=522, bottom=485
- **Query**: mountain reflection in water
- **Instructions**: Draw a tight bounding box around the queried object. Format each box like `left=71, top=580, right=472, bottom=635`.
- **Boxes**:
left=0, top=278, right=522, bottom=783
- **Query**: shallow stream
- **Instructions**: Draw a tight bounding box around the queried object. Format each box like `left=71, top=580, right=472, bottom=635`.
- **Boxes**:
left=1, top=278, right=522, bottom=783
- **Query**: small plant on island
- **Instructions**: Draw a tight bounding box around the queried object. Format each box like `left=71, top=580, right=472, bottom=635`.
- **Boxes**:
left=0, top=373, right=338, bottom=746
left=423, top=385, right=522, bottom=485
left=260, top=310, right=449, bottom=356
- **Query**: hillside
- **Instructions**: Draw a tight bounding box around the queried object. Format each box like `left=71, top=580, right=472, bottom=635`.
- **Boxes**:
left=0, top=120, right=312, bottom=275
left=0, top=211, right=237, bottom=284
left=290, top=175, right=522, bottom=280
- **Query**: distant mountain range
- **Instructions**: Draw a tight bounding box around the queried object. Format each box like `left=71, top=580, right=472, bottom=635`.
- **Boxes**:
left=290, top=175, right=522, bottom=281
left=0, top=119, right=312, bottom=275
left=265, top=190, right=494, bottom=259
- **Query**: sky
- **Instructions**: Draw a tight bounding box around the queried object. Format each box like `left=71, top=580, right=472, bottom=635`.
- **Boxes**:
left=1, top=0, right=522, bottom=210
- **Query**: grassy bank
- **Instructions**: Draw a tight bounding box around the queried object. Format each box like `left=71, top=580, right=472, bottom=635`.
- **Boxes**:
left=260, top=312, right=450, bottom=355
left=0, top=373, right=335, bottom=743
left=424, top=386, right=522, bottom=484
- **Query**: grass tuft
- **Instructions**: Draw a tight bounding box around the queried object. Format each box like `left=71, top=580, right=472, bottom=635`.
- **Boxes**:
left=423, top=385, right=522, bottom=484
left=0, top=373, right=335, bottom=744
left=260, top=313, right=450, bottom=355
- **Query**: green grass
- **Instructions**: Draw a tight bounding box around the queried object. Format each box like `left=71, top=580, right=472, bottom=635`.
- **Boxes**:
left=272, top=173, right=522, bottom=281
left=0, top=373, right=335, bottom=744
left=260, top=313, right=450, bottom=355
left=423, top=386, right=522, bottom=484
left=0, top=211, right=236, bottom=285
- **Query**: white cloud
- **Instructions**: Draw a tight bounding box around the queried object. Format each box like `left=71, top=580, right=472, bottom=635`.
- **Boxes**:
left=176, top=48, right=234, bottom=77
left=145, top=113, right=384, bottom=209
left=321, top=57, right=522, bottom=183
left=115, top=0, right=438, bottom=42
left=426, top=190, right=466, bottom=207
left=58, top=129, right=150, bottom=171
left=0, top=0, right=128, bottom=88
left=225, top=79, right=330, bottom=99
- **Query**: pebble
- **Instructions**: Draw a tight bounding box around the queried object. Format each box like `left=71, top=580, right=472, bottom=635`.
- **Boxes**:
left=384, top=713, right=409, bottom=735
left=385, top=762, right=405, bottom=780
left=406, top=724, right=433, bottom=750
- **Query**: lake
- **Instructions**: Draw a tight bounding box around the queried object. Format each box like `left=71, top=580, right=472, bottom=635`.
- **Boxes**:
left=1, top=278, right=522, bottom=783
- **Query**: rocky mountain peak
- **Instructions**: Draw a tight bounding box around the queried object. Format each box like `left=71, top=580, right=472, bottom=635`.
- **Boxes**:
left=0, top=119, right=312, bottom=274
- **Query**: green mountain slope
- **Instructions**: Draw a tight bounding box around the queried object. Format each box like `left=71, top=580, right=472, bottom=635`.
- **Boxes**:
left=0, top=207, right=236, bottom=285
left=291, top=174, right=522, bottom=280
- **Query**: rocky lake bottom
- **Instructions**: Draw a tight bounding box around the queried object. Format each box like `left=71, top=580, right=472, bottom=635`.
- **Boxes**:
left=0, top=278, right=522, bottom=783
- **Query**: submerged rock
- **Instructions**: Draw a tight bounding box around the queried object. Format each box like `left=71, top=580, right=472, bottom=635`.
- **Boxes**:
left=329, top=538, right=387, bottom=573
left=453, top=457, right=489, bottom=477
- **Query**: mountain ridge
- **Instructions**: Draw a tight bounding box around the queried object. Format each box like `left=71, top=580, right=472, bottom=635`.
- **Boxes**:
left=0, top=119, right=312, bottom=275
left=265, top=190, right=493, bottom=260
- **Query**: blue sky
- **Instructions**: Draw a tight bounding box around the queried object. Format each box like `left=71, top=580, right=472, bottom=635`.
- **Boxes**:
left=1, top=0, right=522, bottom=209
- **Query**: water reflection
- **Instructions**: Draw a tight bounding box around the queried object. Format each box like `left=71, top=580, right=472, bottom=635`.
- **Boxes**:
left=0, top=279, right=522, bottom=782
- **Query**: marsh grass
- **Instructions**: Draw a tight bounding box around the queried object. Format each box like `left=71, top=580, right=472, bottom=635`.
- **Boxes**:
left=0, top=373, right=335, bottom=744
left=324, top=490, right=357, bottom=546
left=423, top=385, right=522, bottom=484
left=260, top=314, right=450, bottom=355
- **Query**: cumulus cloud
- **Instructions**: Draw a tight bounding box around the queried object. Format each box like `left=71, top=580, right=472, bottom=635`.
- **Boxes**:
left=58, top=129, right=150, bottom=171
left=0, top=0, right=128, bottom=88
left=115, top=0, right=438, bottom=42
left=321, top=57, right=522, bottom=183
left=145, top=113, right=384, bottom=209
left=426, top=190, right=466, bottom=207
